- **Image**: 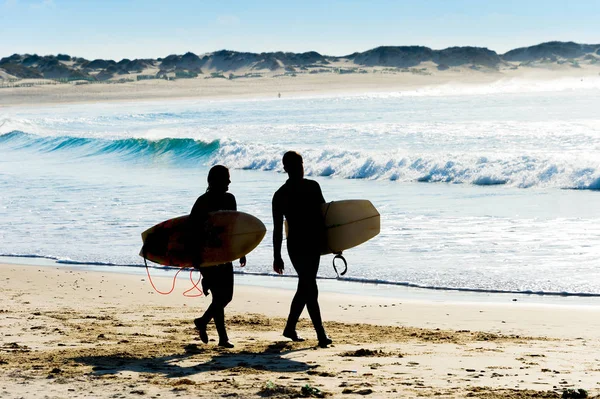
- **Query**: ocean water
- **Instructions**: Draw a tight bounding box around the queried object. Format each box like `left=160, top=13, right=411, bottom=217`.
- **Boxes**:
left=1, top=79, right=600, bottom=297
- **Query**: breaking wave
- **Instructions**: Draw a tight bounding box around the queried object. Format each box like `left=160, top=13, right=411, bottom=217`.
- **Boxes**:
left=0, top=131, right=219, bottom=164
left=2, top=131, right=599, bottom=190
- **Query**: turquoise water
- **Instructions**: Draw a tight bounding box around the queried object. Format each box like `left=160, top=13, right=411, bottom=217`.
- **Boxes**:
left=1, top=85, right=600, bottom=296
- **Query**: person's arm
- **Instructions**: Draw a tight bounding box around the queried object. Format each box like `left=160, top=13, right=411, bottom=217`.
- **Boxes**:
left=314, top=181, right=327, bottom=247
left=272, top=193, right=284, bottom=274
left=189, top=195, right=209, bottom=268
left=190, top=195, right=209, bottom=224
left=315, top=181, right=326, bottom=204
left=230, top=194, right=247, bottom=267
left=228, top=193, right=237, bottom=211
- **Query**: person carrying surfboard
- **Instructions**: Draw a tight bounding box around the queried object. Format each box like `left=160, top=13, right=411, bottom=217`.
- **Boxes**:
left=272, top=151, right=333, bottom=348
left=190, top=165, right=246, bottom=348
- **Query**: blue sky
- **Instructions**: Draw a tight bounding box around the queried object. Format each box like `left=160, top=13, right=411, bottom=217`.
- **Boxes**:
left=1, top=0, right=599, bottom=60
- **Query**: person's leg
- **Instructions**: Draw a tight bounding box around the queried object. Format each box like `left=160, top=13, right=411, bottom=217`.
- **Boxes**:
left=302, top=256, right=322, bottom=330
left=195, top=306, right=212, bottom=343
left=285, top=250, right=330, bottom=345
left=211, top=263, right=234, bottom=347
left=283, top=248, right=310, bottom=341
left=283, top=273, right=307, bottom=341
left=300, top=253, right=330, bottom=346
left=194, top=268, right=215, bottom=343
left=195, top=264, right=233, bottom=344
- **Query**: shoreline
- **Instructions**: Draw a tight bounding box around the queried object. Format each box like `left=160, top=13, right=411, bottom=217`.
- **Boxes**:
left=2, top=262, right=600, bottom=398
left=4, top=262, right=600, bottom=338
left=4, top=256, right=600, bottom=307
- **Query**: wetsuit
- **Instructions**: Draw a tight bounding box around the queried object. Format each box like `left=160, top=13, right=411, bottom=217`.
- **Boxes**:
left=272, top=178, right=327, bottom=339
left=189, top=190, right=237, bottom=343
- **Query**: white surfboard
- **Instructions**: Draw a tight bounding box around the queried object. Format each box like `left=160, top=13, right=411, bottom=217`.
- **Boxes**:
left=321, top=199, right=380, bottom=255
left=285, top=199, right=380, bottom=255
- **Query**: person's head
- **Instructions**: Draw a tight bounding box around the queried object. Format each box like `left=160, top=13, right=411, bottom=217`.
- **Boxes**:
left=282, top=151, right=304, bottom=179
left=207, top=165, right=230, bottom=193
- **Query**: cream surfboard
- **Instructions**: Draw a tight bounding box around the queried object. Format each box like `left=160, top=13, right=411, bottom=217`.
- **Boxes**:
left=140, top=211, right=266, bottom=268
left=285, top=199, right=380, bottom=255
left=320, top=199, right=380, bottom=255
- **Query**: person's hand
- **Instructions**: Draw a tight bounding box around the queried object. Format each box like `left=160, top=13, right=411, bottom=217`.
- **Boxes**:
left=239, top=256, right=247, bottom=267
left=273, top=257, right=284, bottom=275
left=192, top=254, right=204, bottom=269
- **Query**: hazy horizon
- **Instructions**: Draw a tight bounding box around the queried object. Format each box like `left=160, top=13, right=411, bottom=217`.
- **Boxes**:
left=1, top=0, right=599, bottom=60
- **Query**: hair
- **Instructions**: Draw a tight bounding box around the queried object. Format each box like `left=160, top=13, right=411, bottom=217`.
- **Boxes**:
left=282, top=151, right=302, bottom=169
left=207, top=165, right=229, bottom=191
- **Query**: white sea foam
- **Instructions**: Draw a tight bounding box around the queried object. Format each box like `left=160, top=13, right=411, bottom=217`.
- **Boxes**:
left=331, top=76, right=600, bottom=99
left=213, top=140, right=600, bottom=189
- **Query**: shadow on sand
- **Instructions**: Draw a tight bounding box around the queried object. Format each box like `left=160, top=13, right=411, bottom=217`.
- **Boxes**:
left=72, top=341, right=313, bottom=378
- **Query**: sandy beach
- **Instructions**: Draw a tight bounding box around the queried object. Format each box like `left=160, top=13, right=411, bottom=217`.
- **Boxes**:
left=3, top=61, right=600, bottom=398
left=2, top=263, right=600, bottom=398
left=2, top=66, right=600, bottom=108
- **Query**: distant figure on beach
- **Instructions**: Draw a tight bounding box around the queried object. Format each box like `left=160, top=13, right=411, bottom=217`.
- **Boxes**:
left=278, top=92, right=281, bottom=98
left=272, top=151, right=332, bottom=348
left=190, top=165, right=246, bottom=348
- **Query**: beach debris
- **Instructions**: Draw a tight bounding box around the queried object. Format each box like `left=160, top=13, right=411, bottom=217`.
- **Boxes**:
left=171, top=379, right=195, bottom=386
left=257, top=381, right=298, bottom=397
left=562, top=389, right=588, bottom=398
left=301, top=384, right=326, bottom=398
left=46, top=367, right=62, bottom=378
left=0, top=342, right=30, bottom=352
left=307, top=369, right=336, bottom=377
left=339, top=348, right=396, bottom=357
left=342, top=388, right=373, bottom=395
left=257, top=381, right=328, bottom=398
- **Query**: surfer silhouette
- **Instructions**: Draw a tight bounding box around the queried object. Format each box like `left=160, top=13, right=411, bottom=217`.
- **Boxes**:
left=190, top=165, right=246, bottom=348
left=272, top=151, right=332, bottom=348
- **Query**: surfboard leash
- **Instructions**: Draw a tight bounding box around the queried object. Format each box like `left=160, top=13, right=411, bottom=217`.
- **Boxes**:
left=142, top=245, right=204, bottom=297
left=332, top=253, right=348, bottom=278
left=182, top=269, right=204, bottom=298
left=323, top=202, right=348, bottom=278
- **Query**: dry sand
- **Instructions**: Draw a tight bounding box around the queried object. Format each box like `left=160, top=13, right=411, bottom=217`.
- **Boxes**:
left=2, top=65, right=600, bottom=107
left=2, top=263, right=600, bottom=398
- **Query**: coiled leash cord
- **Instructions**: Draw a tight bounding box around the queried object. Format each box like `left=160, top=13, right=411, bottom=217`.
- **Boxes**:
left=332, top=253, right=347, bottom=278
left=142, top=245, right=204, bottom=297
left=322, top=202, right=348, bottom=278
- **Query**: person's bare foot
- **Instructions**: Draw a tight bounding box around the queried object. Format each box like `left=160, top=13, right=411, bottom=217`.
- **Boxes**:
left=318, top=336, right=332, bottom=348
left=194, top=318, right=208, bottom=344
left=283, top=329, right=306, bottom=342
